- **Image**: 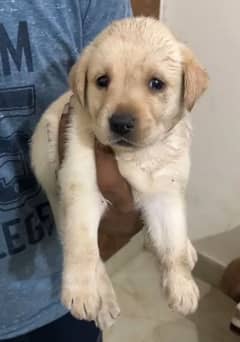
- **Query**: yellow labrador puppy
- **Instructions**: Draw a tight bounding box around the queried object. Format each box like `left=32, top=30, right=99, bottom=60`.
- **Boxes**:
left=31, top=17, right=208, bottom=330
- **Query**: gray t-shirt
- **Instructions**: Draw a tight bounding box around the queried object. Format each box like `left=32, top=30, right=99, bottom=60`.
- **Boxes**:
left=0, top=0, right=131, bottom=338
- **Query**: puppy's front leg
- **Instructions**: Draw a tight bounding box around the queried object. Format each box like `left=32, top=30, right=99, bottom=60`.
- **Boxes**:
left=57, top=116, right=119, bottom=328
left=58, top=154, right=103, bottom=320
left=142, top=193, right=199, bottom=315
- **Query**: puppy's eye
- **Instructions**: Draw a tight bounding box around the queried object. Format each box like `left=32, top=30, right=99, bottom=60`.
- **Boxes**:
left=96, top=75, right=110, bottom=88
left=149, top=78, right=165, bottom=91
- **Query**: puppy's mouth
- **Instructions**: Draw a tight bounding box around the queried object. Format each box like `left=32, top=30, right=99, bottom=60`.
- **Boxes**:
left=111, top=137, right=135, bottom=147
left=115, top=138, right=133, bottom=147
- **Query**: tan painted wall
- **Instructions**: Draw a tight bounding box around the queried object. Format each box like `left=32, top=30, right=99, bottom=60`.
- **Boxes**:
left=162, top=1, right=240, bottom=239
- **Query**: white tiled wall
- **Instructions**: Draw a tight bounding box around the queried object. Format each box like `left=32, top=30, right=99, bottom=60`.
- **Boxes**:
left=162, top=0, right=240, bottom=239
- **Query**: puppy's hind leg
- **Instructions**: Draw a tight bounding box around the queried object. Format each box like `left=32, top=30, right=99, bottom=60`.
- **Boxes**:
left=95, top=260, right=120, bottom=330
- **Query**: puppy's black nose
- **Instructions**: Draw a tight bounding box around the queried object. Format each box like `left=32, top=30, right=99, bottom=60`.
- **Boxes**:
left=109, top=113, right=135, bottom=136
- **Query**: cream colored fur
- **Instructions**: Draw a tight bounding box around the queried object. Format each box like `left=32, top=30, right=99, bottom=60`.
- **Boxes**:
left=31, top=17, right=208, bottom=330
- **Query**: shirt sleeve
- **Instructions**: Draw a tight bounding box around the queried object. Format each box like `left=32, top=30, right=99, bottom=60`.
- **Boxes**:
left=80, top=0, right=133, bottom=48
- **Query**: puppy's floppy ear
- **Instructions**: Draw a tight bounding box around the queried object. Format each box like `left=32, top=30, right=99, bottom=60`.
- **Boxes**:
left=69, top=46, right=92, bottom=108
left=181, top=44, right=209, bottom=112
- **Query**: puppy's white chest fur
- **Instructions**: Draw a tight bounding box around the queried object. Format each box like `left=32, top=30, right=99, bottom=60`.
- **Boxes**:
left=115, top=119, right=191, bottom=196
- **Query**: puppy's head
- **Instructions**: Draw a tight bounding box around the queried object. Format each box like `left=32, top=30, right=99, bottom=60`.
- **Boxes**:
left=70, top=17, right=208, bottom=150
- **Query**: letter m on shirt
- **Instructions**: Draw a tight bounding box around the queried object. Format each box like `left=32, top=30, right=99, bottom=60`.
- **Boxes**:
left=0, top=21, right=33, bottom=76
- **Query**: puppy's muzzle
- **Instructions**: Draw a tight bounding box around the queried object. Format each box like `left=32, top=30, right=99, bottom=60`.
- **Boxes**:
left=109, top=112, right=136, bottom=146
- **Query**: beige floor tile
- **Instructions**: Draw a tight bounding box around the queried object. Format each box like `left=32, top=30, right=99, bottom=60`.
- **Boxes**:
left=112, top=251, right=181, bottom=322
left=104, top=248, right=238, bottom=341
left=189, top=287, right=238, bottom=342
left=104, top=316, right=158, bottom=342
left=143, top=320, right=199, bottom=342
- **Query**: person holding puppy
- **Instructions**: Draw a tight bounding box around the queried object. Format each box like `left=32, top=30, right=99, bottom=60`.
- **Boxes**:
left=0, top=0, right=139, bottom=341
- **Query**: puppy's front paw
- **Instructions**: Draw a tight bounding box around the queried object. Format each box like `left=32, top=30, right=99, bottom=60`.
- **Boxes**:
left=61, top=262, right=120, bottom=330
left=96, top=261, right=120, bottom=330
left=187, top=239, right=198, bottom=271
left=162, top=267, right=200, bottom=315
left=61, top=270, right=100, bottom=322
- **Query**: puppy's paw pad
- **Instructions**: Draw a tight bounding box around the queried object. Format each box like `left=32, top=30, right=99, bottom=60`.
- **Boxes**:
left=163, top=270, right=200, bottom=316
